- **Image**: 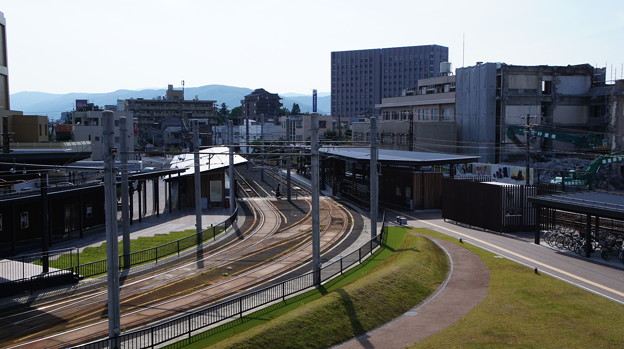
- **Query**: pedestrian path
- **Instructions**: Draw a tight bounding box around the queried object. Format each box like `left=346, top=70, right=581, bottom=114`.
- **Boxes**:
left=335, top=233, right=490, bottom=349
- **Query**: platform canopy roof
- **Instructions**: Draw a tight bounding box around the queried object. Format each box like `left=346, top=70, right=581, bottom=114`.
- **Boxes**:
left=320, top=147, right=480, bottom=166
left=529, top=191, right=624, bottom=220
left=169, top=147, right=247, bottom=177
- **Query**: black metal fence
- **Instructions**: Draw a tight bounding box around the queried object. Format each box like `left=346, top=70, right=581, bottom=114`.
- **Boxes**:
left=0, top=208, right=238, bottom=298
left=73, top=217, right=389, bottom=349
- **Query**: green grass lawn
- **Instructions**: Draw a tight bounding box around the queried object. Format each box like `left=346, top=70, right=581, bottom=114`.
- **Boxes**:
left=46, top=228, right=216, bottom=269
left=409, top=228, right=624, bottom=349
left=168, top=227, right=449, bottom=349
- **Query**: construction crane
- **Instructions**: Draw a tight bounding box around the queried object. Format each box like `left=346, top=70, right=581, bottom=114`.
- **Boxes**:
left=550, top=151, right=624, bottom=186
left=506, top=125, right=610, bottom=151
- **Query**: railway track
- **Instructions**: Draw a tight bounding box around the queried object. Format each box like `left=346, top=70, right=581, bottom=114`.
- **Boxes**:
left=1, top=168, right=355, bottom=348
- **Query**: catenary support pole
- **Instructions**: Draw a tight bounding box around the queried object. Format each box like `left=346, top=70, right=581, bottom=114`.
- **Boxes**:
left=311, top=113, right=321, bottom=285
left=286, top=117, right=292, bottom=202
left=245, top=117, right=250, bottom=169
left=103, top=110, right=121, bottom=345
left=120, top=116, right=131, bottom=269
left=40, top=173, right=49, bottom=273
left=229, top=120, right=235, bottom=214
left=370, top=116, right=378, bottom=238
left=260, top=114, right=265, bottom=182
left=194, top=120, right=202, bottom=244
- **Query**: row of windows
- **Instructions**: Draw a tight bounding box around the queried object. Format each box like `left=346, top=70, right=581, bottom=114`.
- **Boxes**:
left=381, top=107, right=454, bottom=121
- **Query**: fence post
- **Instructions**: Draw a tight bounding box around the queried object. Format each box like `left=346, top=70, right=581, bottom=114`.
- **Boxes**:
left=178, top=240, right=180, bottom=256
left=358, top=248, right=361, bottom=264
left=151, top=326, right=155, bottom=348
left=239, top=297, right=243, bottom=318
left=188, top=313, right=192, bottom=338
left=282, top=282, right=285, bottom=301
left=340, top=258, right=343, bottom=274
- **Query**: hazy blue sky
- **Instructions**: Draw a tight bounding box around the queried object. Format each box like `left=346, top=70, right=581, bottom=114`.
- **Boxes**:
left=2, top=0, right=623, bottom=94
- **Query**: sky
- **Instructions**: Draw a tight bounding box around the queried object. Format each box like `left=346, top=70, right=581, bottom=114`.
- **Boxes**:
left=2, top=0, right=623, bottom=95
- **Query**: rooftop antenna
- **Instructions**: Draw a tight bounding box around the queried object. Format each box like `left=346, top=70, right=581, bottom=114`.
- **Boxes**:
left=181, top=80, right=185, bottom=95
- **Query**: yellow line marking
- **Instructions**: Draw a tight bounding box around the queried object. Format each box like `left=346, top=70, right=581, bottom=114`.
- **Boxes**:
left=418, top=219, right=624, bottom=298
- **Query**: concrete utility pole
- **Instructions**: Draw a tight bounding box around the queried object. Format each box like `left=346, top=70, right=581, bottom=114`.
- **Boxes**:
left=311, top=113, right=321, bottom=285
left=103, top=110, right=121, bottom=344
left=522, top=114, right=536, bottom=186
left=120, top=116, right=131, bottom=269
left=228, top=120, right=235, bottom=214
left=370, top=116, right=378, bottom=238
left=193, top=120, right=202, bottom=244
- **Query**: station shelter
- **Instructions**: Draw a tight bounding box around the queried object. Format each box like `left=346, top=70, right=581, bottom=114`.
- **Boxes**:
left=319, top=147, right=479, bottom=210
left=529, top=191, right=624, bottom=257
left=167, top=147, right=247, bottom=209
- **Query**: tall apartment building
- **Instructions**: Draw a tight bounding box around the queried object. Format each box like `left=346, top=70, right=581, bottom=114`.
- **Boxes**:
left=123, top=84, right=216, bottom=147
left=331, top=45, right=449, bottom=120
left=1, top=11, right=10, bottom=112
left=242, top=88, right=283, bottom=124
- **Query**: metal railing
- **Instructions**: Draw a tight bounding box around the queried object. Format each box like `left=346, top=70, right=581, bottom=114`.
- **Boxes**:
left=74, top=218, right=389, bottom=349
left=0, top=208, right=238, bottom=298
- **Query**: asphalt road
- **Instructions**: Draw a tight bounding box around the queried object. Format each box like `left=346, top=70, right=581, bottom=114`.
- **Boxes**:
left=394, top=210, right=624, bottom=305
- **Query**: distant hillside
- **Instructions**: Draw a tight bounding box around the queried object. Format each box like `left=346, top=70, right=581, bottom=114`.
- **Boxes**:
left=10, top=85, right=331, bottom=120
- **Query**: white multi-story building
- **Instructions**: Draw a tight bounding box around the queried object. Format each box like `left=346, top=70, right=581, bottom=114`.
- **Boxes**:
left=72, top=110, right=137, bottom=161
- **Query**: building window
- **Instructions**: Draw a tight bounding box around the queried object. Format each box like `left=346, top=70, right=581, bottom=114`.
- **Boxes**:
left=21, top=212, right=29, bottom=229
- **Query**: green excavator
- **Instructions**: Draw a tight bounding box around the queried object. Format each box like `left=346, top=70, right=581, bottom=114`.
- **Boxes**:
left=506, top=125, right=620, bottom=186
left=549, top=151, right=624, bottom=186
left=506, top=125, right=610, bottom=151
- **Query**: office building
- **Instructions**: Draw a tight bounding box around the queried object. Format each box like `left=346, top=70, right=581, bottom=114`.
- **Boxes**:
left=359, top=73, right=456, bottom=153
left=331, top=45, right=448, bottom=120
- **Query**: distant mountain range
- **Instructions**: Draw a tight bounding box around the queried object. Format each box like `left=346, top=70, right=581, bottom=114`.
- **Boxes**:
left=9, top=85, right=331, bottom=120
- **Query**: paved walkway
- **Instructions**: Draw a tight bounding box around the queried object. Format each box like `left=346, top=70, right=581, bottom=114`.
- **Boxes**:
left=336, top=233, right=490, bottom=349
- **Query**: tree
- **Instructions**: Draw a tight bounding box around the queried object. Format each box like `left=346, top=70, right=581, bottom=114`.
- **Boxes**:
left=217, top=103, right=229, bottom=125
left=229, top=106, right=242, bottom=125
left=280, top=106, right=290, bottom=116
left=291, top=103, right=301, bottom=115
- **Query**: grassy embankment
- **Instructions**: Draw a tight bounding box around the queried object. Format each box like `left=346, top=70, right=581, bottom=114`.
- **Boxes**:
left=168, top=226, right=448, bottom=349
left=175, top=227, right=624, bottom=348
